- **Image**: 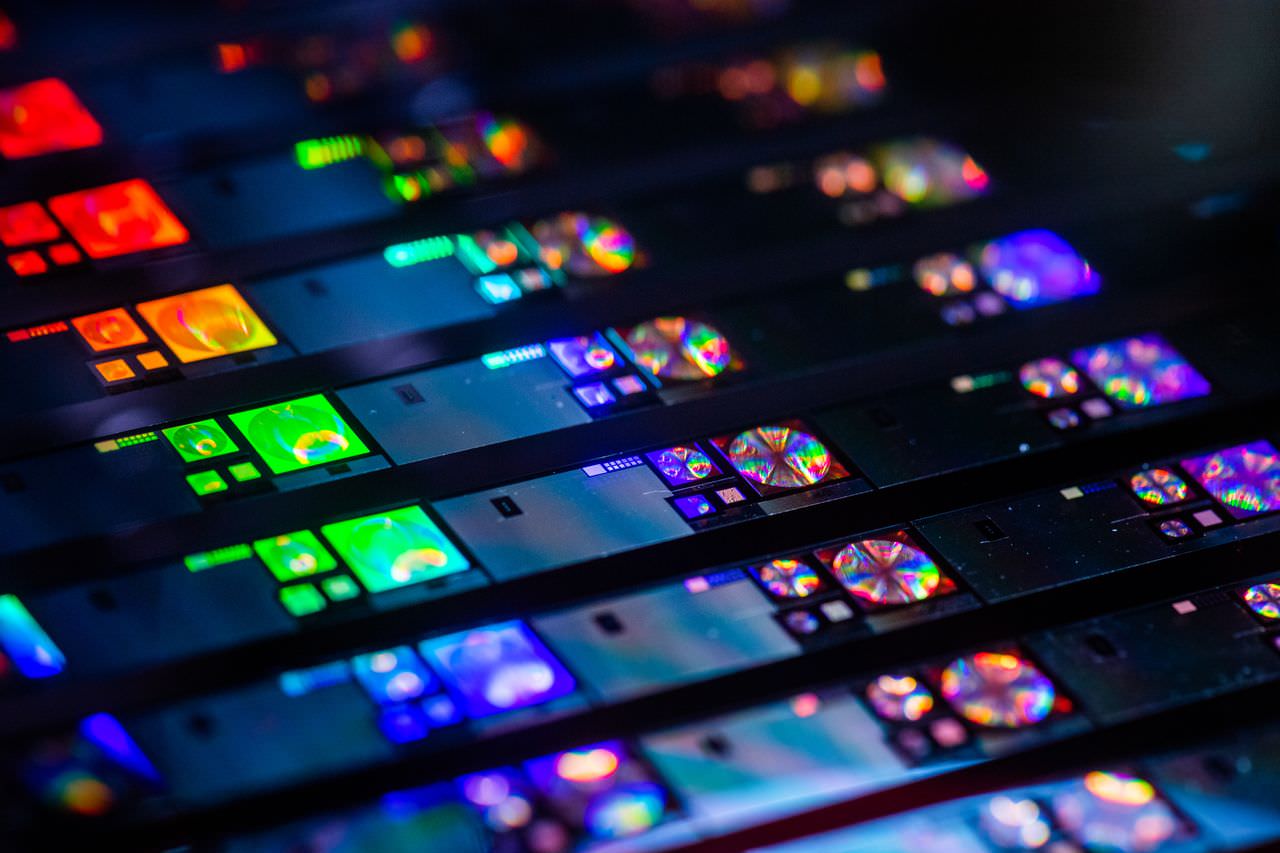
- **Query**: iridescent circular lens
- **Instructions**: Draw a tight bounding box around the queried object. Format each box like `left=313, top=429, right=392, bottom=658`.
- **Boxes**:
left=980, top=230, right=1098, bottom=307
left=654, top=446, right=714, bottom=483
left=1128, top=469, right=1189, bottom=506
left=1243, top=582, right=1280, bottom=619
left=913, top=253, right=977, bottom=297
left=157, top=296, right=261, bottom=356
left=727, top=425, right=832, bottom=488
left=1158, top=519, right=1192, bottom=540
left=831, top=538, right=941, bottom=605
left=939, top=652, right=1056, bottom=728
left=531, top=212, right=635, bottom=277
left=250, top=404, right=349, bottom=466
left=1019, top=358, right=1081, bottom=399
left=1182, top=442, right=1280, bottom=516
left=168, top=422, right=232, bottom=459
left=625, top=317, right=732, bottom=381
left=1053, top=772, right=1176, bottom=852
left=784, top=609, right=820, bottom=635
left=583, top=782, right=665, bottom=839
left=865, top=674, right=934, bottom=721
left=751, top=558, right=822, bottom=599
left=344, top=515, right=450, bottom=584
left=979, top=796, right=1052, bottom=850
left=477, top=114, right=533, bottom=171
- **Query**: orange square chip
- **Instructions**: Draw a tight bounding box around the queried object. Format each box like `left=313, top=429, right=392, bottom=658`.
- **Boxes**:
left=48, top=179, right=189, bottom=259
left=135, top=284, right=277, bottom=363
left=0, top=78, right=102, bottom=159
left=92, top=358, right=135, bottom=383
left=71, top=308, right=148, bottom=352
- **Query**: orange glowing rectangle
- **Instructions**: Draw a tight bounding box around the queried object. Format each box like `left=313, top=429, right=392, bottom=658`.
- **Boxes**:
left=0, top=78, right=102, bottom=159
left=136, top=350, right=170, bottom=370
left=92, top=358, right=136, bottom=382
left=0, top=202, right=60, bottom=247
left=48, top=179, right=189, bottom=259
left=136, top=284, right=277, bottom=363
left=71, top=308, right=148, bottom=352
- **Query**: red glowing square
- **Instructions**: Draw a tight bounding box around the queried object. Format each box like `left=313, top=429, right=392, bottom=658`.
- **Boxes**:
left=48, top=179, right=189, bottom=259
left=0, top=202, right=60, bottom=247
left=47, top=242, right=81, bottom=265
left=6, top=250, right=46, bottom=276
left=0, top=78, right=102, bottom=159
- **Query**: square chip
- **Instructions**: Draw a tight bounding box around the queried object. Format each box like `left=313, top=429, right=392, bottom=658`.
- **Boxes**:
left=1069, top=333, right=1210, bottom=409
left=0, top=78, right=102, bottom=159
left=228, top=393, right=369, bottom=474
left=48, top=179, right=188, bottom=259
left=418, top=620, right=575, bottom=717
left=321, top=505, right=470, bottom=592
left=136, top=284, right=277, bottom=363
left=1180, top=440, right=1280, bottom=518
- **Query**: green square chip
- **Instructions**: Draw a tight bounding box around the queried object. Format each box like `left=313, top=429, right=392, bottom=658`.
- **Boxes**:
left=321, top=505, right=470, bottom=593
left=164, top=419, right=239, bottom=463
left=321, top=575, right=361, bottom=601
left=227, top=393, right=370, bottom=475
left=228, top=461, right=261, bottom=482
left=186, top=470, right=228, bottom=495
left=279, top=584, right=327, bottom=617
left=253, top=530, right=338, bottom=582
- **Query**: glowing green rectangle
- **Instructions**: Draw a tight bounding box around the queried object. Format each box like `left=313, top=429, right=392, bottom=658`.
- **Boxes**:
left=279, top=584, right=327, bottom=617
left=295, top=136, right=365, bottom=170
left=184, top=544, right=253, bottom=572
left=384, top=236, right=454, bottom=268
left=228, top=394, right=370, bottom=475
left=228, top=461, right=261, bottom=482
left=321, top=575, right=361, bottom=601
left=321, top=505, right=470, bottom=593
left=164, top=419, right=239, bottom=463
left=186, top=470, right=228, bottom=495
left=254, top=530, right=337, bottom=582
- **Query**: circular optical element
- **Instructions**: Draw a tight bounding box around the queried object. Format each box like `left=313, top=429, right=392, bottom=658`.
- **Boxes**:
left=1158, top=519, right=1193, bottom=540
left=865, top=674, right=934, bottom=721
left=980, top=230, right=1098, bottom=307
left=913, top=253, right=977, bottom=297
left=1243, top=582, right=1280, bottom=620
left=1019, top=358, right=1081, bottom=399
left=625, top=317, right=731, bottom=381
left=583, top=782, right=666, bottom=839
left=154, top=296, right=264, bottom=357
left=344, top=515, right=450, bottom=584
left=939, top=652, right=1056, bottom=728
left=727, top=425, right=831, bottom=488
left=1053, top=772, right=1176, bottom=852
left=1129, top=469, right=1189, bottom=506
left=831, top=538, right=941, bottom=605
left=555, top=747, right=620, bottom=783
left=247, top=402, right=352, bottom=467
left=751, top=558, right=822, bottom=599
left=168, top=422, right=233, bottom=459
left=478, top=114, right=533, bottom=171
left=979, top=796, right=1052, bottom=850
left=654, top=446, right=715, bottom=483
left=784, top=609, right=821, bottom=635
left=532, top=212, right=635, bottom=277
